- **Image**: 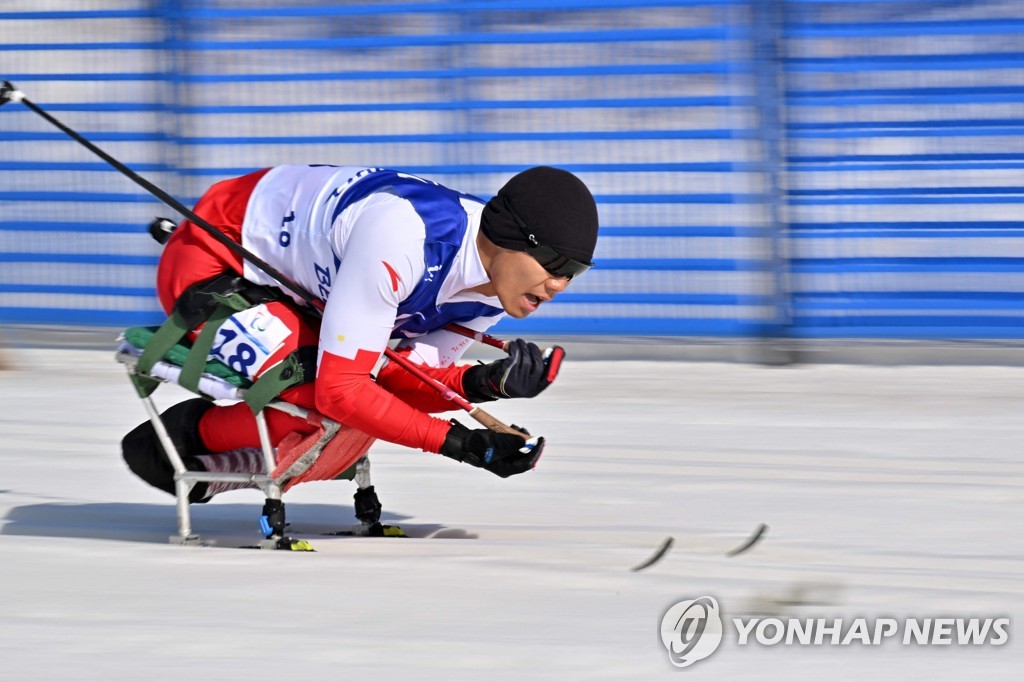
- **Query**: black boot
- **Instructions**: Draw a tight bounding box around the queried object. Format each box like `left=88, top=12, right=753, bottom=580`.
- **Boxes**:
left=121, top=398, right=215, bottom=503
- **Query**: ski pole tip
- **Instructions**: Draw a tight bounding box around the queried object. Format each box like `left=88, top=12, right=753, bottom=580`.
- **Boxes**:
left=631, top=536, right=674, bottom=572
left=0, top=80, right=25, bottom=106
left=726, top=523, right=768, bottom=557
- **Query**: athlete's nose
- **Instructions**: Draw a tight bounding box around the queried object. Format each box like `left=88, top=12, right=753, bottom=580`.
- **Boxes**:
left=546, top=276, right=569, bottom=296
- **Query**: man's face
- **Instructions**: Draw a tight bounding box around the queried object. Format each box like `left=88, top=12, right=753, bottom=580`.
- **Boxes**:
left=488, top=248, right=571, bottom=319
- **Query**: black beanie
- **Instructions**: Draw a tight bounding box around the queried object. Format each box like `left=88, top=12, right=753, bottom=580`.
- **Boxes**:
left=481, top=166, right=599, bottom=264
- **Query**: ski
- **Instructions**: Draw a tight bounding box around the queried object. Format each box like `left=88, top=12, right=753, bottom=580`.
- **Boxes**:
left=324, top=523, right=407, bottom=538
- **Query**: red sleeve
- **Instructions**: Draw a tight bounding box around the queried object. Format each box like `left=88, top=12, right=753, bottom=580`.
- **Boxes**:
left=316, top=349, right=451, bottom=454
left=375, top=345, right=473, bottom=413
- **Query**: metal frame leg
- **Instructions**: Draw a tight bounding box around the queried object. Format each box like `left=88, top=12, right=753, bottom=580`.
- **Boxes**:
left=353, top=456, right=395, bottom=536
left=254, top=409, right=283, bottom=503
left=255, top=409, right=285, bottom=547
left=136, top=389, right=203, bottom=545
left=120, top=359, right=317, bottom=549
left=355, top=455, right=372, bottom=491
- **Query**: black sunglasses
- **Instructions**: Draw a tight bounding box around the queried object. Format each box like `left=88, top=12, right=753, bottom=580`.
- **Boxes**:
left=502, top=196, right=593, bottom=280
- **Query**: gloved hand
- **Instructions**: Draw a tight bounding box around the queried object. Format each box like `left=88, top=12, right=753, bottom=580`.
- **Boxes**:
left=439, top=420, right=544, bottom=478
left=462, top=338, right=558, bottom=403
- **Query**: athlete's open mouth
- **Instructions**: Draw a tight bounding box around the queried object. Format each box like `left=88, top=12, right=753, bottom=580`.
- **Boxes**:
left=525, top=293, right=541, bottom=307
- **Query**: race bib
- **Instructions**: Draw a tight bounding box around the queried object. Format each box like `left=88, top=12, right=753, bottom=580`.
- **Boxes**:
left=208, top=304, right=293, bottom=380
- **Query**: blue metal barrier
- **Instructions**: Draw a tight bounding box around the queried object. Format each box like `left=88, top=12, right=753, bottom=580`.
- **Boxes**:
left=1, top=0, right=1022, bottom=340
left=783, top=0, right=1024, bottom=338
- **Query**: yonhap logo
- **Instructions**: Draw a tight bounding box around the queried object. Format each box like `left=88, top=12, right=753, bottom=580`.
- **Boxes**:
left=660, top=596, right=724, bottom=668
left=657, top=595, right=1009, bottom=668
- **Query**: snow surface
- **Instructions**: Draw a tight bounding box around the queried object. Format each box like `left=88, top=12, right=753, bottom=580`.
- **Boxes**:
left=1, top=348, right=1021, bottom=680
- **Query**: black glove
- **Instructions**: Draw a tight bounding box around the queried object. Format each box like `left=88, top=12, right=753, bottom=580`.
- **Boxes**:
left=439, top=420, right=545, bottom=478
left=462, top=339, right=558, bottom=403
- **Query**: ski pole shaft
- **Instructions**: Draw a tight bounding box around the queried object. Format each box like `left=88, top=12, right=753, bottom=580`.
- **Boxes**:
left=2, top=81, right=321, bottom=310
left=1, top=81, right=530, bottom=436
left=443, top=323, right=565, bottom=382
left=380, top=349, right=529, bottom=438
left=3, top=79, right=559, bottom=383
left=443, top=323, right=508, bottom=351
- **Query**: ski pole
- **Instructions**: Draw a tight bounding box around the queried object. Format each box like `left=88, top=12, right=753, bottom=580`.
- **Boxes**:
left=382, top=350, right=528, bottom=436
left=0, top=80, right=317, bottom=308
left=0, top=80, right=529, bottom=438
left=445, top=322, right=565, bottom=383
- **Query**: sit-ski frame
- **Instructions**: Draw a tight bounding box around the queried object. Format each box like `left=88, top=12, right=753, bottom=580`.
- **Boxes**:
left=116, top=348, right=380, bottom=550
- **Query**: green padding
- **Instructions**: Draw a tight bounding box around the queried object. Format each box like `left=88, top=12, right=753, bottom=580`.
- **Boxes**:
left=243, top=352, right=304, bottom=414
left=136, top=309, right=190, bottom=376
left=129, top=371, right=160, bottom=399
left=178, top=305, right=234, bottom=394
left=123, top=326, right=251, bottom=388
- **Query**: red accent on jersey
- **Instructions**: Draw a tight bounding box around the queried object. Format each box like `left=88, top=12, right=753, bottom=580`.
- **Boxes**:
left=376, top=345, right=474, bottom=413
left=316, top=349, right=452, bottom=454
left=382, top=260, right=401, bottom=293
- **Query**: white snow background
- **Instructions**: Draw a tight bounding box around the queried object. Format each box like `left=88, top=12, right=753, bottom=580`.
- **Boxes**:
left=1, top=348, right=1021, bottom=680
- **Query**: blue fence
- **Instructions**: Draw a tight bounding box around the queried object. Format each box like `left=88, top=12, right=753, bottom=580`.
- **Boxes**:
left=2, top=0, right=1022, bottom=338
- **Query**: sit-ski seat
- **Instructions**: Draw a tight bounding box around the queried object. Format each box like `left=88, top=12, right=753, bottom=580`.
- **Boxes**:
left=116, top=324, right=404, bottom=550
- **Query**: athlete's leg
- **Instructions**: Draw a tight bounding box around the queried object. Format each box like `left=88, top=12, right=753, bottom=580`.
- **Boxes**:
left=121, top=398, right=215, bottom=502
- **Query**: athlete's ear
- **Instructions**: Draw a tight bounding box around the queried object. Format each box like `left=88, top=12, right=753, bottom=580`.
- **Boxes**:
left=475, top=223, right=500, bottom=274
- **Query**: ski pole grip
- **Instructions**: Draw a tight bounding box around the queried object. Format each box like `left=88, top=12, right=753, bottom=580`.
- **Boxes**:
left=468, top=407, right=531, bottom=439
left=544, top=345, right=565, bottom=383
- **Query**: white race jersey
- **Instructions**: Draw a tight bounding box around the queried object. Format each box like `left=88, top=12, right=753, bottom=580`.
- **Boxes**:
left=240, top=165, right=505, bottom=368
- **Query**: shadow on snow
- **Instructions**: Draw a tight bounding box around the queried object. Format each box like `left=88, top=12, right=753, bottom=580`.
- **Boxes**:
left=0, top=498, right=478, bottom=545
